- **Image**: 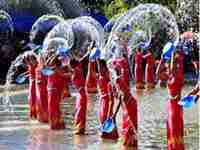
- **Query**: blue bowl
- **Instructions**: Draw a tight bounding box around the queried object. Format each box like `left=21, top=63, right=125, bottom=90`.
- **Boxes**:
left=16, top=75, right=27, bottom=84
left=89, top=48, right=101, bottom=62
left=162, top=42, right=175, bottom=61
left=101, top=117, right=115, bottom=133
left=41, top=67, right=55, bottom=76
left=178, top=95, right=197, bottom=108
left=57, top=47, right=70, bottom=57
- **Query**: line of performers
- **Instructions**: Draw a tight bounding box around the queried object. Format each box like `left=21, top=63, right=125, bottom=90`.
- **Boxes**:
left=23, top=47, right=199, bottom=150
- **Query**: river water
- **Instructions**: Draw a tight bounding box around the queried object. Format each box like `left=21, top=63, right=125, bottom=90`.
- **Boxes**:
left=0, top=84, right=199, bottom=150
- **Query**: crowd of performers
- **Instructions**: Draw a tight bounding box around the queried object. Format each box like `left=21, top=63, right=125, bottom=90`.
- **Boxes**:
left=23, top=44, right=199, bottom=149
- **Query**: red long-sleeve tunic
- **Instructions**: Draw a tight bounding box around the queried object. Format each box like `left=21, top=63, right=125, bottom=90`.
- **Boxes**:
left=165, top=54, right=184, bottom=150
left=28, top=65, right=37, bottom=119
left=143, top=51, right=155, bottom=89
left=47, top=69, right=65, bottom=130
left=98, top=66, right=119, bottom=140
left=116, top=75, right=138, bottom=147
left=35, top=61, right=48, bottom=123
left=72, top=63, right=87, bottom=134
left=134, top=51, right=144, bottom=89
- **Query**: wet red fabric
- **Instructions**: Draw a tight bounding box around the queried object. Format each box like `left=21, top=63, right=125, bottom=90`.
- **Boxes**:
left=28, top=66, right=37, bottom=119
left=143, top=52, right=155, bottom=88
left=113, top=58, right=130, bottom=89
left=98, top=69, right=119, bottom=140
left=86, top=61, right=97, bottom=93
left=47, top=70, right=65, bottom=130
left=35, top=63, right=48, bottom=123
left=134, top=51, right=144, bottom=89
left=72, top=63, right=87, bottom=132
left=166, top=99, right=184, bottom=150
left=116, top=76, right=138, bottom=147
left=58, top=66, right=71, bottom=98
left=117, top=58, right=130, bottom=87
left=167, top=55, right=184, bottom=150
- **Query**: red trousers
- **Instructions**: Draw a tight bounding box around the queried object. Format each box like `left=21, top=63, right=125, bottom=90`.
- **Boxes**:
left=167, top=99, right=184, bottom=150
left=99, top=94, right=113, bottom=123
left=86, top=61, right=97, bottom=93
left=99, top=94, right=119, bottom=140
left=47, top=72, right=65, bottom=130
left=135, top=65, right=144, bottom=89
left=145, top=65, right=155, bottom=89
left=35, top=67, right=49, bottom=123
left=74, top=88, right=87, bottom=132
left=122, top=96, right=138, bottom=147
left=28, top=67, right=37, bottom=119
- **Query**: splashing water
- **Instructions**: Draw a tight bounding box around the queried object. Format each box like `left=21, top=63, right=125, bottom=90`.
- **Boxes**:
left=1, top=50, right=38, bottom=112
left=0, top=52, right=30, bottom=112
left=1, top=82, right=15, bottom=112
left=30, top=14, right=65, bottom=45
left=44, top=17, right=105, bottom=59
left=75, top=16, right=106, bottom=44
left=2, top=0, right=84, bottom=18
left=0, top=10, right=13, bottom=23
left=6, top=54, right=28, bottom=85
left=0, top=10, right=14, bottom=41
left=104, top=13, right=124, bottom=33
left=71, top=18, right=105, bottom=52
left=0, top=0, right=84, bottom=36
left=0, top=0, right=9, bottom=10
left=103, top=4, right=179, bottom=59
left=43, top=20, right=74, bottom=49
left=42, top=37, right=73, bottom=58
left=5, top=0, right=65, bottom=17
left=102, top=4, right=179, bottom=81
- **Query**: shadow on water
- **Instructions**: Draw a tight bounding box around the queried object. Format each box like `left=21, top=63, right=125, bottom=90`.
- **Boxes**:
left=0, top=84, right=199, bottom=150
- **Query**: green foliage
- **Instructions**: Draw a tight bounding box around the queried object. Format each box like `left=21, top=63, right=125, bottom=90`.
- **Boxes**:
left=80, top=0, right=178, bottom=20
left=103, top=0, right=129, bottom=19
left=83, top=0, right=177, bottom=19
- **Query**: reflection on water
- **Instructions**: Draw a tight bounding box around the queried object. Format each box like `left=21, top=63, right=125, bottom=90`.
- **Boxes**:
left=0, top=84, right=199, bottom=150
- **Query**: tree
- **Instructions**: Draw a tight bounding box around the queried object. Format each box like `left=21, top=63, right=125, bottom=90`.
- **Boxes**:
left=103, top=0, right=129, bottom=19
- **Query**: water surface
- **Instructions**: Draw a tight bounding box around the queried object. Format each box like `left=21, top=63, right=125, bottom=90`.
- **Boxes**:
left=0, top=84, right=199, bottom=150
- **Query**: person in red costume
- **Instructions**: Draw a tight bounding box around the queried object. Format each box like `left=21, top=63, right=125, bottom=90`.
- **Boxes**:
left=35, top=55, right=49, bottom=123
left=111, top=55, right=130, bottom=89
left=69, top=54, right=88, bottom=134
left=134, top=48, right=144, bottom=89
left=143, top=48, right=155, bottom=89
left=86, top=42, right=98, bottom=93
left=46, top=55, right=66, bottom=130
left=24, top=52, right=38, bottom=119
left=97, top=59, right=119, bottom=140
left=157, top=51, right=185, bottom=150
left=115, top=67, right=138, bottom=148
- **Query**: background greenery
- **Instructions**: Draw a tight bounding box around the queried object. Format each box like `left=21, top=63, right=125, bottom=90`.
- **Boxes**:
left=81, top=0, right=177, bottom=19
